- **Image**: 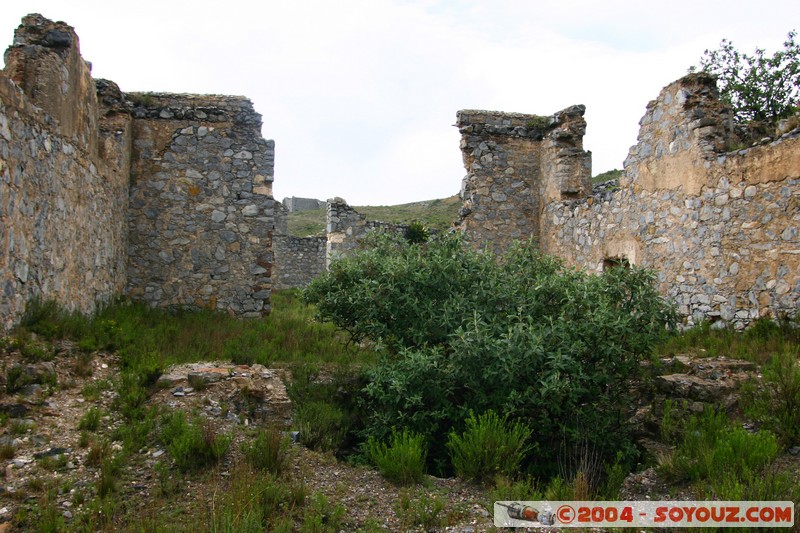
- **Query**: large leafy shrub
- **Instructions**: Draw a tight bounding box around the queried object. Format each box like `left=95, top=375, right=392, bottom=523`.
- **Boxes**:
left=305, top=232, right=676, bottom=476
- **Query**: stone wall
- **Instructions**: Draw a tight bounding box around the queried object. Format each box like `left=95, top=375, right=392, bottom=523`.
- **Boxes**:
left=272, top=235, right=327, bottom=289
left=0, top=15, right=130, bottom=331
left=460, top=73, right=799, bottom=327
left=282, top=196, right=324, bottom=213
left=326, top=198, right=408, bottom=267
left=272, top=203, right=326, bottom=289
left=125, top=93, right=274, bottom=316
left=456, top=107, right=591, bottom=253
left=0, top=14, right=275, bottom=330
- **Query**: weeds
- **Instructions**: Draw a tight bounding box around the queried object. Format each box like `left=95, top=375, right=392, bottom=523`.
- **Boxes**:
left=301, top=492, right=346, bottom=532
left=81, top=379, right=111, bottom=401
left=658, top=408, right=780, bottom=490
left=488, top=476, right=542, bottom=512
left=78, top=406, right=102, bottom=431
left=243, top=427, right=290, bottom=474
left=159, top=411, right=230, bottom=472
left=394, top=489, right=449, bottom=530
left=742, top=347, right=800, bottom=445
left=447, top=410, right=531, bottom=483
left=656, top=316, right=800, bottom=365
left=364, top=429, right=427, bottom=486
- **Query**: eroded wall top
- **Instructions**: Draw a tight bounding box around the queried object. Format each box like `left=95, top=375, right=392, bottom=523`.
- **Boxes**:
left=456, top=105, right=591, bottom=252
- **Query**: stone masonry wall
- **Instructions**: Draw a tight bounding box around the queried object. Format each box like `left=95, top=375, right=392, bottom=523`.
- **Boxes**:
left=0, top=14, right=275, bottom=330
left=282, top=196, right=324, bottom=213
left=456, top=107, right=591, bottom=253
left=272, top=235, right=327, bottom=289
left=126, top=93, right=274, bottom=316
left=0, top=15, right=130, bottom=331
left=535, top=74, right=798, bottom=328
left=326, top=198, right=408, bottom=267
left=272, top=203, right=326, bottom=289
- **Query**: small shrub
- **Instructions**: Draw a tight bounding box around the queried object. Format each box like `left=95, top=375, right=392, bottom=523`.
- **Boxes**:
left=86, top=440, right=110, bottom=468
left=73, top=351, right=94, bottom=377
left=0, top=444, right=15, bottom=460
left=159, top=411, right=230, bottom=472
left=659, top=409, right=780, bottom=487
left=743, top=347, right=800, bottom=445
left=81, top=379, right=111, bottom=401
left=243, top=427, right=290, bottom=474
left=154, top=460, right=180, bottom=497
left=446, top=410, right=531, bottom=483
left=97, top=454, right=121, bottom=497
left=294, top=401, right=349, bottom=453
left=77, top=407, right=101, bottom=432
left=488, top=476, right=542, bottom=514
left=6, top=365, right=30, bottom=394
left=404, top=220, right=430, bottom=244
left=301, top=492, right=345, bottom=533
left=34, top=488, right=65, bottom=533
left=364, top=429, right=427, bottom=486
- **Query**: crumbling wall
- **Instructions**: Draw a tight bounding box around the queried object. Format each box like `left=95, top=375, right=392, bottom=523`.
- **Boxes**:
left=282, top=196, right=324, bottom=213
left=272, top=203, right=326, bottom=289
left=0, top=13, right=276, bottom=330
left=125, top=93, right=274, bottom=316
left=0, top=15, right=130, bottom=331
left=537, top=74, right=799, bottom=327
left=326, top=198, right=408, bottom=266
left=456, top=107, right=591, bottom=252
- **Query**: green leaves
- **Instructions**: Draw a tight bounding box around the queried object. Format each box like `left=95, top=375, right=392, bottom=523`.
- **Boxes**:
left=305, top=234, right=676, bottom=476
left=694, top=30, right=800, bottom=124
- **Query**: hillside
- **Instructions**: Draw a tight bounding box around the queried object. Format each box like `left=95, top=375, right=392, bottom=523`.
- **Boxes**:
left=286, top=195, right=462, bottom=237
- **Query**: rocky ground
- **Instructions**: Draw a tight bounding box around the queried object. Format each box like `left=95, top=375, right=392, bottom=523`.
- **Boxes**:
left=0, top=341, right=797, bottom=532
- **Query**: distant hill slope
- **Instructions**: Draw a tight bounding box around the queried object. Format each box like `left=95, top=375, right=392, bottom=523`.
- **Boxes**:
left=286, top=195, right=462, bottom=237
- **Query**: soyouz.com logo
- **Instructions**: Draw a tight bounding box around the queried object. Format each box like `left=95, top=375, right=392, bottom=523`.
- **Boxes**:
left=494, top=501, right=795, bottom=528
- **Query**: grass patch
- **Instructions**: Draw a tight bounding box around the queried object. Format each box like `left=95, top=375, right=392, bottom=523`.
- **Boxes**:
left=591, top=168, right=622, bottom=184
left=655, top=316, right=800, bottom=365
left=658, top=409, right=780, bottom=491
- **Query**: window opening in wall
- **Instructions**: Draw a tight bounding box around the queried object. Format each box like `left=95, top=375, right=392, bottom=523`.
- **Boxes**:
left=603, top=256, right=630, bottom=271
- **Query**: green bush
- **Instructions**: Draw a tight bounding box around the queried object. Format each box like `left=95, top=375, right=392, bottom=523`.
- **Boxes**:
left=364, top=429, right=427, bottom=486
left=446, top=410, right=531, bottom=483
left=306, top=233, right=676, bottom=476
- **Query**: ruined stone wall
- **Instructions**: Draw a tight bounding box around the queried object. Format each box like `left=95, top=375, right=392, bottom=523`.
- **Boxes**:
left=272, top=235, right=327, bottom=289
left=456, top=107, right=591, bottom=253
left=0, top=15, right=130, bottom=331
left=537, top=74, right=799, bottom=327
left=272, top=203, right=326, bottom=289
left=282, top=196, right=324, bottom=213
left=326, top=198, right=408, bottom=266
left=126, top=94, right=274, bottom=316
left=0, top=14, right=275, bottom=330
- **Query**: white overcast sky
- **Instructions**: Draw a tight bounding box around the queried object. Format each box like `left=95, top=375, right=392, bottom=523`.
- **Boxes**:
left=2, top=1, right=798, bottom=205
